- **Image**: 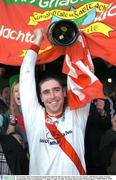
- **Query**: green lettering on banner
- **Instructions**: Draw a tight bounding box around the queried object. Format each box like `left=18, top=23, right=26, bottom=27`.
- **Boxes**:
left=4, top=0, right=99, bottom=10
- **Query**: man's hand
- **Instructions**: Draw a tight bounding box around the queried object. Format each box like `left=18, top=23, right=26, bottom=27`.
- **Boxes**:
left=33, top=28, right=44, bottom=46
left=95, top=99, right=105, bottom=110
left=95, top=99, right=106, bottom=117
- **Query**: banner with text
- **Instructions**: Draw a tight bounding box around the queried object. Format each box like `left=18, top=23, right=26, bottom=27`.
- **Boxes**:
left=0, top=0, right=116, bottom=66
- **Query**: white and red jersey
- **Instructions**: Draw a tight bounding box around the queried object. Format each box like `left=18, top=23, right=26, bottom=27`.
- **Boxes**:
left=20, top=49, right=90, bottom=175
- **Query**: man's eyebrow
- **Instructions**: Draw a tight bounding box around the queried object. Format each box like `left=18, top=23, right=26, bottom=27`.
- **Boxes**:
left=41, top=89, right=50, bottom=93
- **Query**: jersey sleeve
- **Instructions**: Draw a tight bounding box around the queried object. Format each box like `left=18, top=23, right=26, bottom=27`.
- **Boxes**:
left=75, top=103, right=90, bottom=137
left=20, top=49, right=42, bottom=131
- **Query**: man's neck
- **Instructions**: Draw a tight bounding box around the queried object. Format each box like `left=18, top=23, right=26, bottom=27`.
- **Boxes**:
left=46, top=110, right=64, bottom=118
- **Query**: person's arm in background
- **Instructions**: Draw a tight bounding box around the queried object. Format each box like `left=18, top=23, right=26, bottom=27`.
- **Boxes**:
left=95, top=99, right=112, bottom=129
left=19, top=29, right=44, bottom=132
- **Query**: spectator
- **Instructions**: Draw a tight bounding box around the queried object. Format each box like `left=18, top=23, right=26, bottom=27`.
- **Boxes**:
left=85, top=98, right=112, bottom=174
left=0, top=83, right=10, bottom=108
left=0, top=66, right=10, bottom=108
left=0, top=99, right=9, bottom=134
left=0, top=132, right=29, bottom=175
left=0, top=67, right=6, bottom=77
left=6, top=75, right=28, bottom=152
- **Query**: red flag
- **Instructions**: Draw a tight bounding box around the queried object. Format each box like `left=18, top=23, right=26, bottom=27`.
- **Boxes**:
left=62, top=34, right=105, bottom=109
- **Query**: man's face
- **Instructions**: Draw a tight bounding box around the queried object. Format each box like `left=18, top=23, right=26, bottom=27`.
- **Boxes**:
left=40, top=79, right=65, bottom=116
left=13, top=83, right=20, bottom=106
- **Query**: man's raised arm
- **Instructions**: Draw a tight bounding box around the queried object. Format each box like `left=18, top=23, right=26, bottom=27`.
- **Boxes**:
left=19, top=29, right=43, bottom=126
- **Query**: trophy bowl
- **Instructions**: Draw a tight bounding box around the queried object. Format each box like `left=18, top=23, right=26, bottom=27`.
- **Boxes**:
left=47, top=20, right=79, bottom=47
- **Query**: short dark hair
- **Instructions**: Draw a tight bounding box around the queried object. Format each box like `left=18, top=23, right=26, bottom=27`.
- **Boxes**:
left=39, top=75, right=63, bottom=93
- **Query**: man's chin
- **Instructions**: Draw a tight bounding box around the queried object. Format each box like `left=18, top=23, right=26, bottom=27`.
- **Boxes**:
left=49, top=108, right=63, bottom=116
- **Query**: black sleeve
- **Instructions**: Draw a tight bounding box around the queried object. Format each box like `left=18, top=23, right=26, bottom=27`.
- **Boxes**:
left=0, top=134, right=29, bottom=175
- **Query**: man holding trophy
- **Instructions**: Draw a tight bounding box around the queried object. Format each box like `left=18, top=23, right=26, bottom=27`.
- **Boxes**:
left=19, top=20, right=102, bottom=175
